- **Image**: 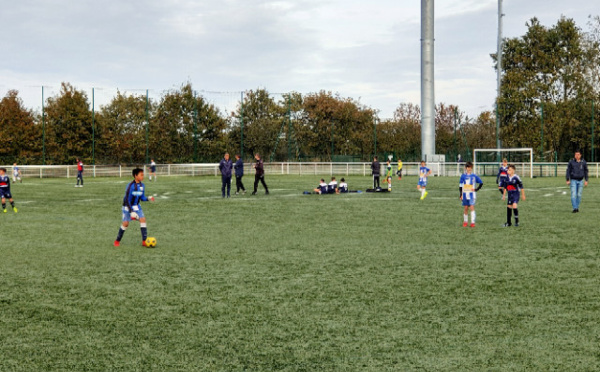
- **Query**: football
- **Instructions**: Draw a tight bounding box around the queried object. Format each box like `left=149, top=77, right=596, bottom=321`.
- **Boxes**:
left=145, top=237, right=157, bottom=248
left=130, top=212, right=139, bottom=220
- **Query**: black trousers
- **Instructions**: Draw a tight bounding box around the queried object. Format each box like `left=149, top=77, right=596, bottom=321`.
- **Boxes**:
left=254, top=174, right=268, bottom=193
left=77, top=171, right=84, bottom=185
left=221, top=175, right=231, bottom=197
left=236, top=176, right=246, bottom=192
left=373, top=175, right=380, bottom=188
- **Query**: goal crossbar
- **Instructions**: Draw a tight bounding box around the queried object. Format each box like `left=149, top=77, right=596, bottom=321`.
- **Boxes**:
left=473, top=148, right=534, bottom=178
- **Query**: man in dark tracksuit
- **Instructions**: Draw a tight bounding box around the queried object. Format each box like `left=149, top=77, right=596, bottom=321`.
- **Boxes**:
left=234, top=154, right=246, bottom=195
left=219, top=153, right=233, bottom=198
left=371, top=156, right=380, bottom=189
left=252, top=153, right=269, bottom=195
left=566, top=149, right=589, bottom=213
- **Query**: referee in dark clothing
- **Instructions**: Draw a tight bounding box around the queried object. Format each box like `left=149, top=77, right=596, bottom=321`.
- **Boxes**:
left=566, top=149, right=588, bottom=213
left=234, top=154, right=246, bottom=195
left=371, top=156, right=381, bottom=189
left=252, top=153, right=269, bottom=195
left=219, top=153, right=233, bottom=198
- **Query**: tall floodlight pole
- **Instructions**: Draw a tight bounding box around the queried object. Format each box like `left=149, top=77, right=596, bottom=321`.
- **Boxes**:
left=421, top=0, right=435, bottom=161
left=496, top=0, right=504, bottom=159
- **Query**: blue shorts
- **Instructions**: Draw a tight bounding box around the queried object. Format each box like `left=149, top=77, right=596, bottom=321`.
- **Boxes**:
left=122, top=206, right=145, bottom=222
left=0, top=189, right=12, bottom=199
left=150, top=167, right=156, bottom=172
left=418, top=180, right=427, bottom=187
left=461, top=196, right=476, bottom=206
left=507, top=191, right=520, bottom=205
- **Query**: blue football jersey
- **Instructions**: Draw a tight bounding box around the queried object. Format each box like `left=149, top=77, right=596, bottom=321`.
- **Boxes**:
left=122, top=181, right=149, bottom=208
left=318, top=182, right=328, bottom=194
left=459, top=173, right=483, bottom=200
left=339, top=183, right=348, bottom=193
left=328, top=181, right=338, bottom=193
left=419, top=167, right=430, bottom=183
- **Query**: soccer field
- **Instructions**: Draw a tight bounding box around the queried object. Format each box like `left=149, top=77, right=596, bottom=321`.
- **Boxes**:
left=1, top=175, right=599, bottom=371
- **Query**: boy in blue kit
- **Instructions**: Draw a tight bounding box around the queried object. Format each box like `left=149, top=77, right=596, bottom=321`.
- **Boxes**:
left=0, top=168, right=17, bottom=213
left=459, top=162, right=483, bottom=227
left=503, top=165, right=526, bottom=227
left=114, top=168, right=155, bottom=247
left=418, top=160, right=432, bottom=200
left=496, top=158, right=508, bottom=196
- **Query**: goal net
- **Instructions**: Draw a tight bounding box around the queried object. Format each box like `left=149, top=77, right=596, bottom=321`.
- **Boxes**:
left=473, top=148, right=533, bottom=178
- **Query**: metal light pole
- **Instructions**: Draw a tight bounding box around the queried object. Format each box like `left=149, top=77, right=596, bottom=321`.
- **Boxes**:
left=420, top=0, right=435, bottom=160
left=240, top=91, right=244, bottom=160
left=92, top=87, right=95, bottom=165
left=145, top=89, right=149, bottom=164
left=496, top=0, right=504, bottom=159
left=42, top=86, right=46, bottom=165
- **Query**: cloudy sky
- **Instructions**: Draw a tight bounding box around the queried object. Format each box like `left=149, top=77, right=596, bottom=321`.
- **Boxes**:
left=1, top=0, right=598, bottom=118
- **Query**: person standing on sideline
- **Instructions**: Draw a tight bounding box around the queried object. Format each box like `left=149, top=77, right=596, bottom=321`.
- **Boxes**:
left=219, top=153, right=233, bottom=198
left=397, top=158, right=403, bottom=181
left=371, top=156, right=380, bottom=189
left=252, top=153, right=269, bottom=195
left=566, top=149, right=588, bottom=213
left=149, top=159, right=157, bottom=181
left=234, top=154, right=246, bottom=195
left=75, top=158, right=84, bottom=187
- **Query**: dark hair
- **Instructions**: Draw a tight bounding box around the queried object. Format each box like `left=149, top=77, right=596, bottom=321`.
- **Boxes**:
left=132, top=168, right=144, bottom=177
left=374, top=156, right=378, bottom=160
left=508, top=164, right=516, bottom=171
left=341, top=178, right=345, bottom=182
left=331, top=176, right=336, bottom=181
left=465, top=162, right=473, bottom=168
left=235, top=154, right=240, bottom=158
left=575, top=149, right=582, bottom=154
left=320, top=178, right=325, bottom=182
left=0, top=168, right=6, bottom=173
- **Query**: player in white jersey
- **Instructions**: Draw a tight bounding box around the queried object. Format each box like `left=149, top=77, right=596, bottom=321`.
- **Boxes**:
left=459, top=162, right=483, bottom=227
left=418, top=160, right=432, bottom=200
left=12, top=163, right=22, bottom=183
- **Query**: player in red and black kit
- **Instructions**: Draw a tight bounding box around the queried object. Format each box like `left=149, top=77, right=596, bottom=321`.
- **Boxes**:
left=76, top=158, right=84, bottom=187
left=0, top=168, right=17, bottom=213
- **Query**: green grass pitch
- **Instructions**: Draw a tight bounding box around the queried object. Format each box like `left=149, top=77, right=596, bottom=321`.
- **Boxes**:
left=1, top=175, right=599, bottom=371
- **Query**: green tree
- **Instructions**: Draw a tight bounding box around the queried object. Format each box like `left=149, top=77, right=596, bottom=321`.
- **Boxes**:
left=44, top=83, right=93, bottom=164
left=97, top=91, right=151, bottom=164
left=495, top=17, right=600, bottom=160
left=152, top=83, right=226, bottom=163
left=0, top=90, right=41, bottom=163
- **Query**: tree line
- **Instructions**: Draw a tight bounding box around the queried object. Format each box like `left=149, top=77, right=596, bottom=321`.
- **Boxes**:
left=1, top=16, right=599, bottom=165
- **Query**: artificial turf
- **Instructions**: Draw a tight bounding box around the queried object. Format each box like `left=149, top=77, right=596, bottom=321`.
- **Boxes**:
left=1, top=174, right=599, bottom=371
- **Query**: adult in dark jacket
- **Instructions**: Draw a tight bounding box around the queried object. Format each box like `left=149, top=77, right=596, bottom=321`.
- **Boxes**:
left=566, top=150, right=589, bottom=213
left=252, top=153, right=269, bottom=195
left=219, top=153, right=233, bottom=198
left=371, top=156, right=380, bottom=189
left=234, top=154, right=246, bottom=195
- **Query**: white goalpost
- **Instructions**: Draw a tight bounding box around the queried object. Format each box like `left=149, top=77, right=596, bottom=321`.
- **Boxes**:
left=473, top=148, right=534, bottom=178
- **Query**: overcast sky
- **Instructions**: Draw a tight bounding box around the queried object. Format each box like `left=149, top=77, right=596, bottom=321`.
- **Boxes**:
left=1, top=0, right=598, bottom=118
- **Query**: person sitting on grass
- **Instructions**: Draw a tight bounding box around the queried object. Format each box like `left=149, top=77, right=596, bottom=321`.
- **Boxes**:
left=313, top=179, right=329, bottom=194
left=328, top=177, right=338, bottom=194
left=339, top=178, right=348, bottom=193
